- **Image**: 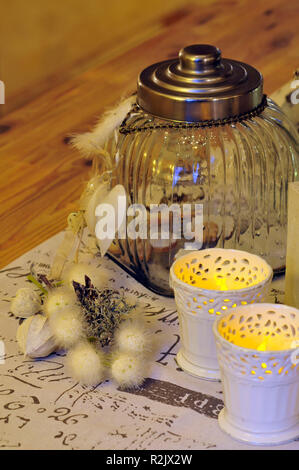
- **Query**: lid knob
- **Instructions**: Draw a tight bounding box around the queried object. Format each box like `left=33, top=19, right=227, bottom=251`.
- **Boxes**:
left=179, top=44, right=221, bottom=73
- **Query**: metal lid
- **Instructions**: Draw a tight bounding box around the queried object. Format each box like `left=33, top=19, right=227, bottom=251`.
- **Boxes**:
left=137, top=44, right=263, bottom=122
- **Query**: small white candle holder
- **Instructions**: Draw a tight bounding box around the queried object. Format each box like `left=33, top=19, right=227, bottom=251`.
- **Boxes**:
left=213, top=303, right=299, bottom=445
left=169, top=248, right=273, bottom=381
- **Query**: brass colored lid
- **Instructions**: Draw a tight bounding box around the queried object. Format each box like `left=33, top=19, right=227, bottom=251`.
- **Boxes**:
left=137, top=44, right=263, bottom=122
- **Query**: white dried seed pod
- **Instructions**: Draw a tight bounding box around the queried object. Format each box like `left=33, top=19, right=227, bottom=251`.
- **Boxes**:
left=124, top=293, right=145, bottom=315
left=10, top=287, right=41, bottom=318
left=66, top=342, right=105, bottom=386
left=49, top=307, right=83, bottom=349
left=115, top=319, right=150, bottom=355
left=64, top=262, right=109, bottom=290
left=43, top=287, right=77, bottom=317
left=16, top=314, right=57, bottom=358
left=110, top=352, right=145, bottom=389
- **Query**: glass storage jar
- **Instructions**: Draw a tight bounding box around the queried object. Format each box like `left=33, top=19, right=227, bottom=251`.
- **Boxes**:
left=102, top=44, right=299, bottom=296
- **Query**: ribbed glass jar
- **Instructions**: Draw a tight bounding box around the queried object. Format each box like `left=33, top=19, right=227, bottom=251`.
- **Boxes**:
left=104, top=98, right=299, bottom=296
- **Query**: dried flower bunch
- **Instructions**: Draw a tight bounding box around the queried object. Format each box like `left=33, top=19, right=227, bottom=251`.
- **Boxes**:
left=13, top=263, right=151, bottom=389
left=72, top=276, right=134, bottom=347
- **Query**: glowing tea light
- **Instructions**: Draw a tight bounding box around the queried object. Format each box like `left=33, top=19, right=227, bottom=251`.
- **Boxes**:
left=213, top=275, right=228, bottom=291
left=170, top=248, right=273, bottom=381
left=257, top=336, right=269, bottom=351
left=213, top=303, right=299, bottom=445
left=232, top=330, right=295, bottom=352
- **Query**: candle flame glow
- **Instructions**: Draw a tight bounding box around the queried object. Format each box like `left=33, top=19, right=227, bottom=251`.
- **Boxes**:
left=257, top=336, right=269, bottom=351
left=214, top=275, right=228, bottom=291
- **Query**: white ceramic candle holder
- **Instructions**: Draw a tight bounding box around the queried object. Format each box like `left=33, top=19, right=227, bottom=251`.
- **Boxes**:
left=213, top=303, right=299, bottom=445
left=169, top=248, right=273, bottom=381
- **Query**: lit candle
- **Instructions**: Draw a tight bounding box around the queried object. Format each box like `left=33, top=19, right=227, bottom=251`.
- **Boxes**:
left=213, top=303, right=299, bottom=445
left=170, top=248, right=273, bottom=381
left=285, top=182, right=299, bottom=308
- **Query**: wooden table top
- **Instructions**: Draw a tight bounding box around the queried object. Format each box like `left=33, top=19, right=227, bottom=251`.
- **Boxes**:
left=0, top=0, right=298, bottom=268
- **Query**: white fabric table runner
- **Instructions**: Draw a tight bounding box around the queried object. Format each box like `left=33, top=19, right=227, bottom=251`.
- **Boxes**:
left=0, top=232, right=296, bottom=450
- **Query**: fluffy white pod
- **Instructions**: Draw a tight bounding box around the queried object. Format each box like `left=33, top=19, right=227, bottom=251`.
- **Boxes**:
left=17, top=314, right=57, bottom=358
left=49, top=307, right=83, bottom=349
left=67, top=342, right=105, bottom=386
left=43, top=287, right=77, bottom=317
left=64, top=262, right=109, bottom=290
left=115, top=319, right=150, bottom=355
left=110, top=352, right=145, bottom=389
left=124, top=293, right=145, bottom=315
left=11, top=287, right=41, bottom=318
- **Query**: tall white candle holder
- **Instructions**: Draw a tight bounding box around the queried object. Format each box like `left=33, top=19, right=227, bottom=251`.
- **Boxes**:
left=285, top=181, right=299, bottom=309
left=169, top=248, right=273, bottom=381
left=213, top=303, right=299, bottom=445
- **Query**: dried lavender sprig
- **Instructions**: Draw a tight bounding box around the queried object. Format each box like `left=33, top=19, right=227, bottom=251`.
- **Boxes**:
left=73, top=276, right=134, bottom=347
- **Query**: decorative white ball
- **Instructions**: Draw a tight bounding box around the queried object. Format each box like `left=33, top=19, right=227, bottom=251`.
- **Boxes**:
left=111, top=353, right=144, bottom=389
left=10, top=287, right=41, bottom=318
left=116, top=322, right=148, bottom=354
left=67, top=342, right=105, bottom=386
left=49, top=308, right=83, bottom=349
left=44, top=288, right=77, bottom=317
left=124, top=293, right=144, bottom=315
left=64, top=263, right=109, bottom=290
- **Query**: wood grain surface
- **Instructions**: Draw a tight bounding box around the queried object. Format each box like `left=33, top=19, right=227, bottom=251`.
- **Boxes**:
left=1, top=0, right=206, bottom=115
left=0, top=0, right=298, bottom=268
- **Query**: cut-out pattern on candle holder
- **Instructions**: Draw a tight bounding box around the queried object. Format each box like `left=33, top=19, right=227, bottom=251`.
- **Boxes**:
left=170, top=248, right=273, bottom=380
left=215, top=305, right=299, bottom=382
left=172, top=249, right=272, bottom=317
left=213, top=303, right=299, bottom=445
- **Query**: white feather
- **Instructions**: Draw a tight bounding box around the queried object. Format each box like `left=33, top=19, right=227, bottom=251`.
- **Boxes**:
left=71, top=94, right=136, bottom=156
